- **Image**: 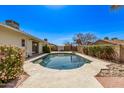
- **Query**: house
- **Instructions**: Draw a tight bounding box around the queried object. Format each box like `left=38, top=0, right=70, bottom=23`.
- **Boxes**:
left=94, top=40, right=124, bottom=45
left=0, top=20, right=46, bottom=57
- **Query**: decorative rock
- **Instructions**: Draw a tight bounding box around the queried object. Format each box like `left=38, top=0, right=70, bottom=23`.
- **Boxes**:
left=96, top=63, right=124, bottom=77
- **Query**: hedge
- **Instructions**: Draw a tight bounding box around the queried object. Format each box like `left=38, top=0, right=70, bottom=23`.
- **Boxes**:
left=82, top=45, right=117, bottom=61
left=0, top=45, right=24, bottom=84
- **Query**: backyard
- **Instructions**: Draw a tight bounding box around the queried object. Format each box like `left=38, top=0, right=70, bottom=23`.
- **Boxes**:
left=1, top=44, right=124, bottom=88
left=0, top=5, right=124, bottom=88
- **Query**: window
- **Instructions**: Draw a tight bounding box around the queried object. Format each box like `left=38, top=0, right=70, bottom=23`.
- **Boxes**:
left=21, top=39, right=25, bottom=47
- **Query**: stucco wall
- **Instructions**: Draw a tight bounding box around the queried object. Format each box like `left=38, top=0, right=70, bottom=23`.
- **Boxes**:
left=0, top=25, right=43, bottom=57
left=114, top=45, right=120, bottom=61
left=26, top=39, right=33, bottom=56
left=94, top=41, right=124, bottom=62
left=120, top=45, right=124, bottom=62
left=111, top=45, right=124, bottom=63
left=39, top=43, right=43, bottom=53
left=77, top=46, right=84, bottom=54
left=77, top=45, right=124, bottom=63
left=58, top=46, right=64, bottom=51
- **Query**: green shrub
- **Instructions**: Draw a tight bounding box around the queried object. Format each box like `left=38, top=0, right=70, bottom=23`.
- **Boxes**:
left=83, top=45, right=117, bottom=61
left=43, top=44, right=51, bottom=53
left=0, top=45, right=24, bottom=84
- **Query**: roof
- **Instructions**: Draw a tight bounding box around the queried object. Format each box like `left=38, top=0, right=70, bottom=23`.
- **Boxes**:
left=0, top=23, right=45, bottom=43
left=94, top=40, right=124, bottom=45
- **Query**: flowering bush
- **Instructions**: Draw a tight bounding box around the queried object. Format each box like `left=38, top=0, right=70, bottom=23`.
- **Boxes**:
left=0, top=45, right=24, bottom=84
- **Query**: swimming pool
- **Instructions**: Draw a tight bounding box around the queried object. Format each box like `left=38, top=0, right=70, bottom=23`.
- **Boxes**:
left=33, top=53, right=91, bottom=70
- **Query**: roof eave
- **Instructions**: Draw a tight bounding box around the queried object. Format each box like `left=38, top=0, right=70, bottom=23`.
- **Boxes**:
left=0, top=23, right=45, bottom=43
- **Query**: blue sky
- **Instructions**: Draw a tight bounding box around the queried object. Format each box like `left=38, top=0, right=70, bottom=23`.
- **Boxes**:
left=0, top=5, right=124, bottom=45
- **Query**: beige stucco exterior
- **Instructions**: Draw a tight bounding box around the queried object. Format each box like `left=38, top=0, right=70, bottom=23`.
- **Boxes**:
left=0, top=23, right=45, bottom=57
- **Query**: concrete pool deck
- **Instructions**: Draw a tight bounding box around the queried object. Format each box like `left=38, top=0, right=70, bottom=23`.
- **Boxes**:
left=18, top=52, right=111, bottom=88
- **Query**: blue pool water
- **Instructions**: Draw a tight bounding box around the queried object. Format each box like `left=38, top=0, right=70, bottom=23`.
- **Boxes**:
left=33, top=53, right=91, bottom=70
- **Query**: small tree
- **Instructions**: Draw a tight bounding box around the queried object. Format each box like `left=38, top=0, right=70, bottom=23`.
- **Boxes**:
left=104, top=37, right=109, bottom=40
left=111, top=37, right=118, bottom=40
left=44, top=38, right=48, bottom=42
left=73, top=33, right=97, bottom=45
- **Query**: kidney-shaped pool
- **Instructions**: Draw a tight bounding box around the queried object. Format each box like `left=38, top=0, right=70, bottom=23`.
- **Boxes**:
left=33, top=53, right=91, bottom=70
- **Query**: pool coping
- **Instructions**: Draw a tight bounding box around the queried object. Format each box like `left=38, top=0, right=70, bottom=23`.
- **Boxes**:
left=32, top=52, right=92, bottom=70
left=25, top=51, right=111, bottom=65
left=24, top=51, right=111, bottom=73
